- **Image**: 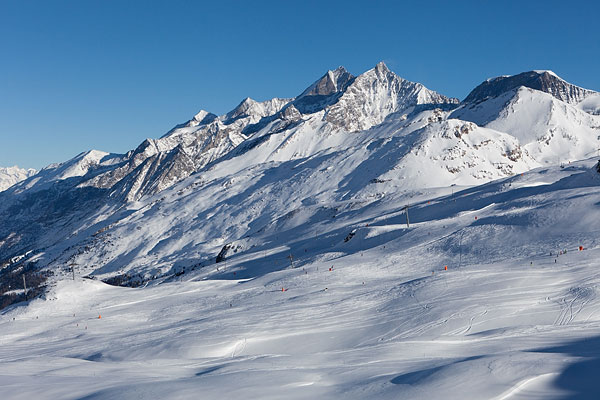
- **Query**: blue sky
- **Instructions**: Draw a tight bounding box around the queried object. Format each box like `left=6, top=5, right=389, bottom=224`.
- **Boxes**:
left=1, top=0, right=598, bottom=169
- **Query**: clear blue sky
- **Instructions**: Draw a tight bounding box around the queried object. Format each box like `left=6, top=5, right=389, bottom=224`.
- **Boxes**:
left=1, top=0, right=598, bottom=170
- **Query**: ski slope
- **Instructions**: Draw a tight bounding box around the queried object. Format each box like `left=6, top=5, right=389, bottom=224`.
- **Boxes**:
left=2, top=159, right=600, bottom=399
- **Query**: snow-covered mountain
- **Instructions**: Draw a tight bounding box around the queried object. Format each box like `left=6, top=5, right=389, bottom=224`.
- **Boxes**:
left=0, top=165, right=36, bottom=192
left=463, top=70, right=597, bottom=105
left=72, top=63, right=458, bottom=203
left=3, top=156, right=600, bottom=400
left=451, top=70, right=600, bottom=164
left=0, top=63, right=598, bottom=285
left=2, top=63, right=600, bottom=399
left=321, top=62, right=459, bottom=131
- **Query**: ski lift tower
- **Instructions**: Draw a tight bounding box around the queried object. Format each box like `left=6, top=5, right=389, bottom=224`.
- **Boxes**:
left=401, top=204, right=410, bottom=228
left=70, top=263, right=77, bottom=280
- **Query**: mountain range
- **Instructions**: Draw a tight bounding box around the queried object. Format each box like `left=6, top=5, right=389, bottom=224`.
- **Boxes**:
left=0, top=166, right=37, bottom=192
left=0, top=62, right=599, bottom=287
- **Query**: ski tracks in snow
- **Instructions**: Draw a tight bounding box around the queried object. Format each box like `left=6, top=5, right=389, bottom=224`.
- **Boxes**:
left=553, top=286, right=596, bottom=326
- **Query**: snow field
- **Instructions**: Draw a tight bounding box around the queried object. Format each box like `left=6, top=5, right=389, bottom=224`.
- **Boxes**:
left=2, top=198, right=600, bottom=399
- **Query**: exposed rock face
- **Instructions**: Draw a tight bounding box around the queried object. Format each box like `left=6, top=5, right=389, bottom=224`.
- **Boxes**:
left=86, top=120, right=248, bottom=201
left=292, top=67, right=355, bottom=114
left=279, top=104, right=302, bottom=122
left=464, top=70, right=597, bottom=105
left=299, top=66, right=355, bottom=97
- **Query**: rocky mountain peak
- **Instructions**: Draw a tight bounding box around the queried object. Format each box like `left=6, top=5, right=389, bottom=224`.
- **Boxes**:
left=298, top=66, right=354, bottom=98
left=374, top=61, right=391, bottom=76
left=279, top=104, right=302, bottom=121
left=324, top=62, right=459, bottom=131
left=192, top=110, right=218, bottom=125
left=225, top=97, right=291, bottom=123
left=293, top=67, right=355, bottom=114
left=226, top=97, right=258, bottom=120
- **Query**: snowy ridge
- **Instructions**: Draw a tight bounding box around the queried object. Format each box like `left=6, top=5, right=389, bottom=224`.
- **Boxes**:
left=3, top=150, right=124, bottom=196
left=69, top=63, right=458, bottom=201
left=465, top=70, right=598, bottom=106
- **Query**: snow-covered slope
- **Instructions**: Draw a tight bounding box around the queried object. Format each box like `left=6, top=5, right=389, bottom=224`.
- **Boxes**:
left=2, top=158, right=600, bottom=399
left=452, top=78, right=600, bottom=164
left=0, top=106, right=539, bottom=278
left=0, top=165, right=36, bottom=192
